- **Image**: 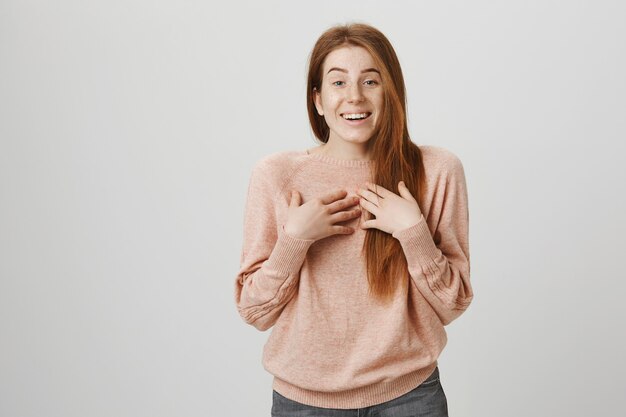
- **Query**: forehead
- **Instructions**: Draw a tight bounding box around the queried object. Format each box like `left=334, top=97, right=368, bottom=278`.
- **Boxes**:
left=323, top=45, right=377, bottom=72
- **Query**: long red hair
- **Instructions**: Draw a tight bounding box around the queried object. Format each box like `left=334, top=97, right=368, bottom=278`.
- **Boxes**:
left=306, top=22, right=428, bottom=304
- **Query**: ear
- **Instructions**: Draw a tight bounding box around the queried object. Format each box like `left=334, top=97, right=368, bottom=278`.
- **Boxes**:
left=313, top=87, right=323, bottom=116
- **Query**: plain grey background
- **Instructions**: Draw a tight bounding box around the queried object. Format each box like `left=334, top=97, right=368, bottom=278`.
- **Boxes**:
left=1, top=0, right=624, bottom=416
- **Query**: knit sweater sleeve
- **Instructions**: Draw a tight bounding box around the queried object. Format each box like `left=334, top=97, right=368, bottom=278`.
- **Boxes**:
left=392, top=154, right=474, bottom=326
left=234, top=159, right=315, bottom=331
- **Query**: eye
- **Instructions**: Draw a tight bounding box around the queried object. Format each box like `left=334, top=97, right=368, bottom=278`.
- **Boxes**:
left=332, top=81, right=344, bottom=86
left=364, top=80, right=378, bottom=86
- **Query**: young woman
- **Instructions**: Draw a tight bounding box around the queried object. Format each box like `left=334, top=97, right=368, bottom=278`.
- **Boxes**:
left=235, top=22, right=474, bottom=417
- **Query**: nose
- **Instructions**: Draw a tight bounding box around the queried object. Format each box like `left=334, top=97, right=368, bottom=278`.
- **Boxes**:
left=347, top=83, right=364, bottom=103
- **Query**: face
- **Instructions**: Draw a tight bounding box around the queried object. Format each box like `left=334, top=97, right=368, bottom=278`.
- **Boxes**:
left=314, top=45, right=384, bottom=147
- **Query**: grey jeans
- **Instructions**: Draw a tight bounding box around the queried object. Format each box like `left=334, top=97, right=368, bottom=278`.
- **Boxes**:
left=271, top=366, right=448, bottom=417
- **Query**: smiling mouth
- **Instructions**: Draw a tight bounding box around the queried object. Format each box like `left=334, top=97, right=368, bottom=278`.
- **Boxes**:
left=341, top=112, right=372, bottom=121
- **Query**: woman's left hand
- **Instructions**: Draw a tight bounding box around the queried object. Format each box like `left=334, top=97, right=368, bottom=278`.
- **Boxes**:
left=357, top=181, right=423, bottom=235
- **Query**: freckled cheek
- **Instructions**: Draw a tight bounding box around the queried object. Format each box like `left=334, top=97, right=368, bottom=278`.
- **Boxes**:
left=327, top=98, right=339, bottom=107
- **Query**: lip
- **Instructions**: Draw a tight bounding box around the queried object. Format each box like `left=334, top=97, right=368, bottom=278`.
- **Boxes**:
left=340, top=111, right=371, bottom=116
left=341, top=112, right=372, bottom=125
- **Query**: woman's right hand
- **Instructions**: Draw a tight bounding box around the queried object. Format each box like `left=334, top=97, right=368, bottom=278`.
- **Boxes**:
left=283, top=189, right=362, bottom=241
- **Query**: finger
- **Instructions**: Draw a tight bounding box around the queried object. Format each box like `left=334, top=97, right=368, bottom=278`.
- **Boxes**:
left=332, top=225, right=354, bottom=234
left=365, top=182, right=394, bottom=199
left=359, top=197, right=379, bottom=216
left=360, top=219, right=376, bottom=229
left=357, top=188, right=383, bottom=206
left=330, top=208, right=361, bottom=223
left=290, top=190, right=302, bottom=207
left=327, top=195, right=360, bottom=213
left=320, top=188, right=348, bottom=205
left=397, top=181, right=416, bottom=201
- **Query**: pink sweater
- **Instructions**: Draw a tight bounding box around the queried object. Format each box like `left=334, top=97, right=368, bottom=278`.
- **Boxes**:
left=234, top=145, right=473, bottom=409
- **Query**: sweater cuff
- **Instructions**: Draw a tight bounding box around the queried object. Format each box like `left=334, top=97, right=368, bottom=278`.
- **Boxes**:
left=392, top=215, right=440, bottom=267
left=263, top=225, right=316, bottom=277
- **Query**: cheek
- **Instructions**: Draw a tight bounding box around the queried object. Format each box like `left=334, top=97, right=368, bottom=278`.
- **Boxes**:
left=322, top=92, right=341, bottom=107
left=372, top=92, right=384, bottom=107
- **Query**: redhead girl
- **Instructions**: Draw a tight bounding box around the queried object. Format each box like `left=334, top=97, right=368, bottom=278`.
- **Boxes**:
left=235, top=22, right=474, bottom=417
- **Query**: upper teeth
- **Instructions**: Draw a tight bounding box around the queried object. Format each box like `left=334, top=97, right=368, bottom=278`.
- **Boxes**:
left=343, top=113, right=368, bottom=119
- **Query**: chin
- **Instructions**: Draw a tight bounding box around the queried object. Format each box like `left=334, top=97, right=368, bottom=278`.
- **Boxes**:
left=345, top=136, right=373, bottom=144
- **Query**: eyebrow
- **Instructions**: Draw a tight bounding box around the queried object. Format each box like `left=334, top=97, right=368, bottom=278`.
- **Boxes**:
left=326, top=67, right=381, bottom=75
